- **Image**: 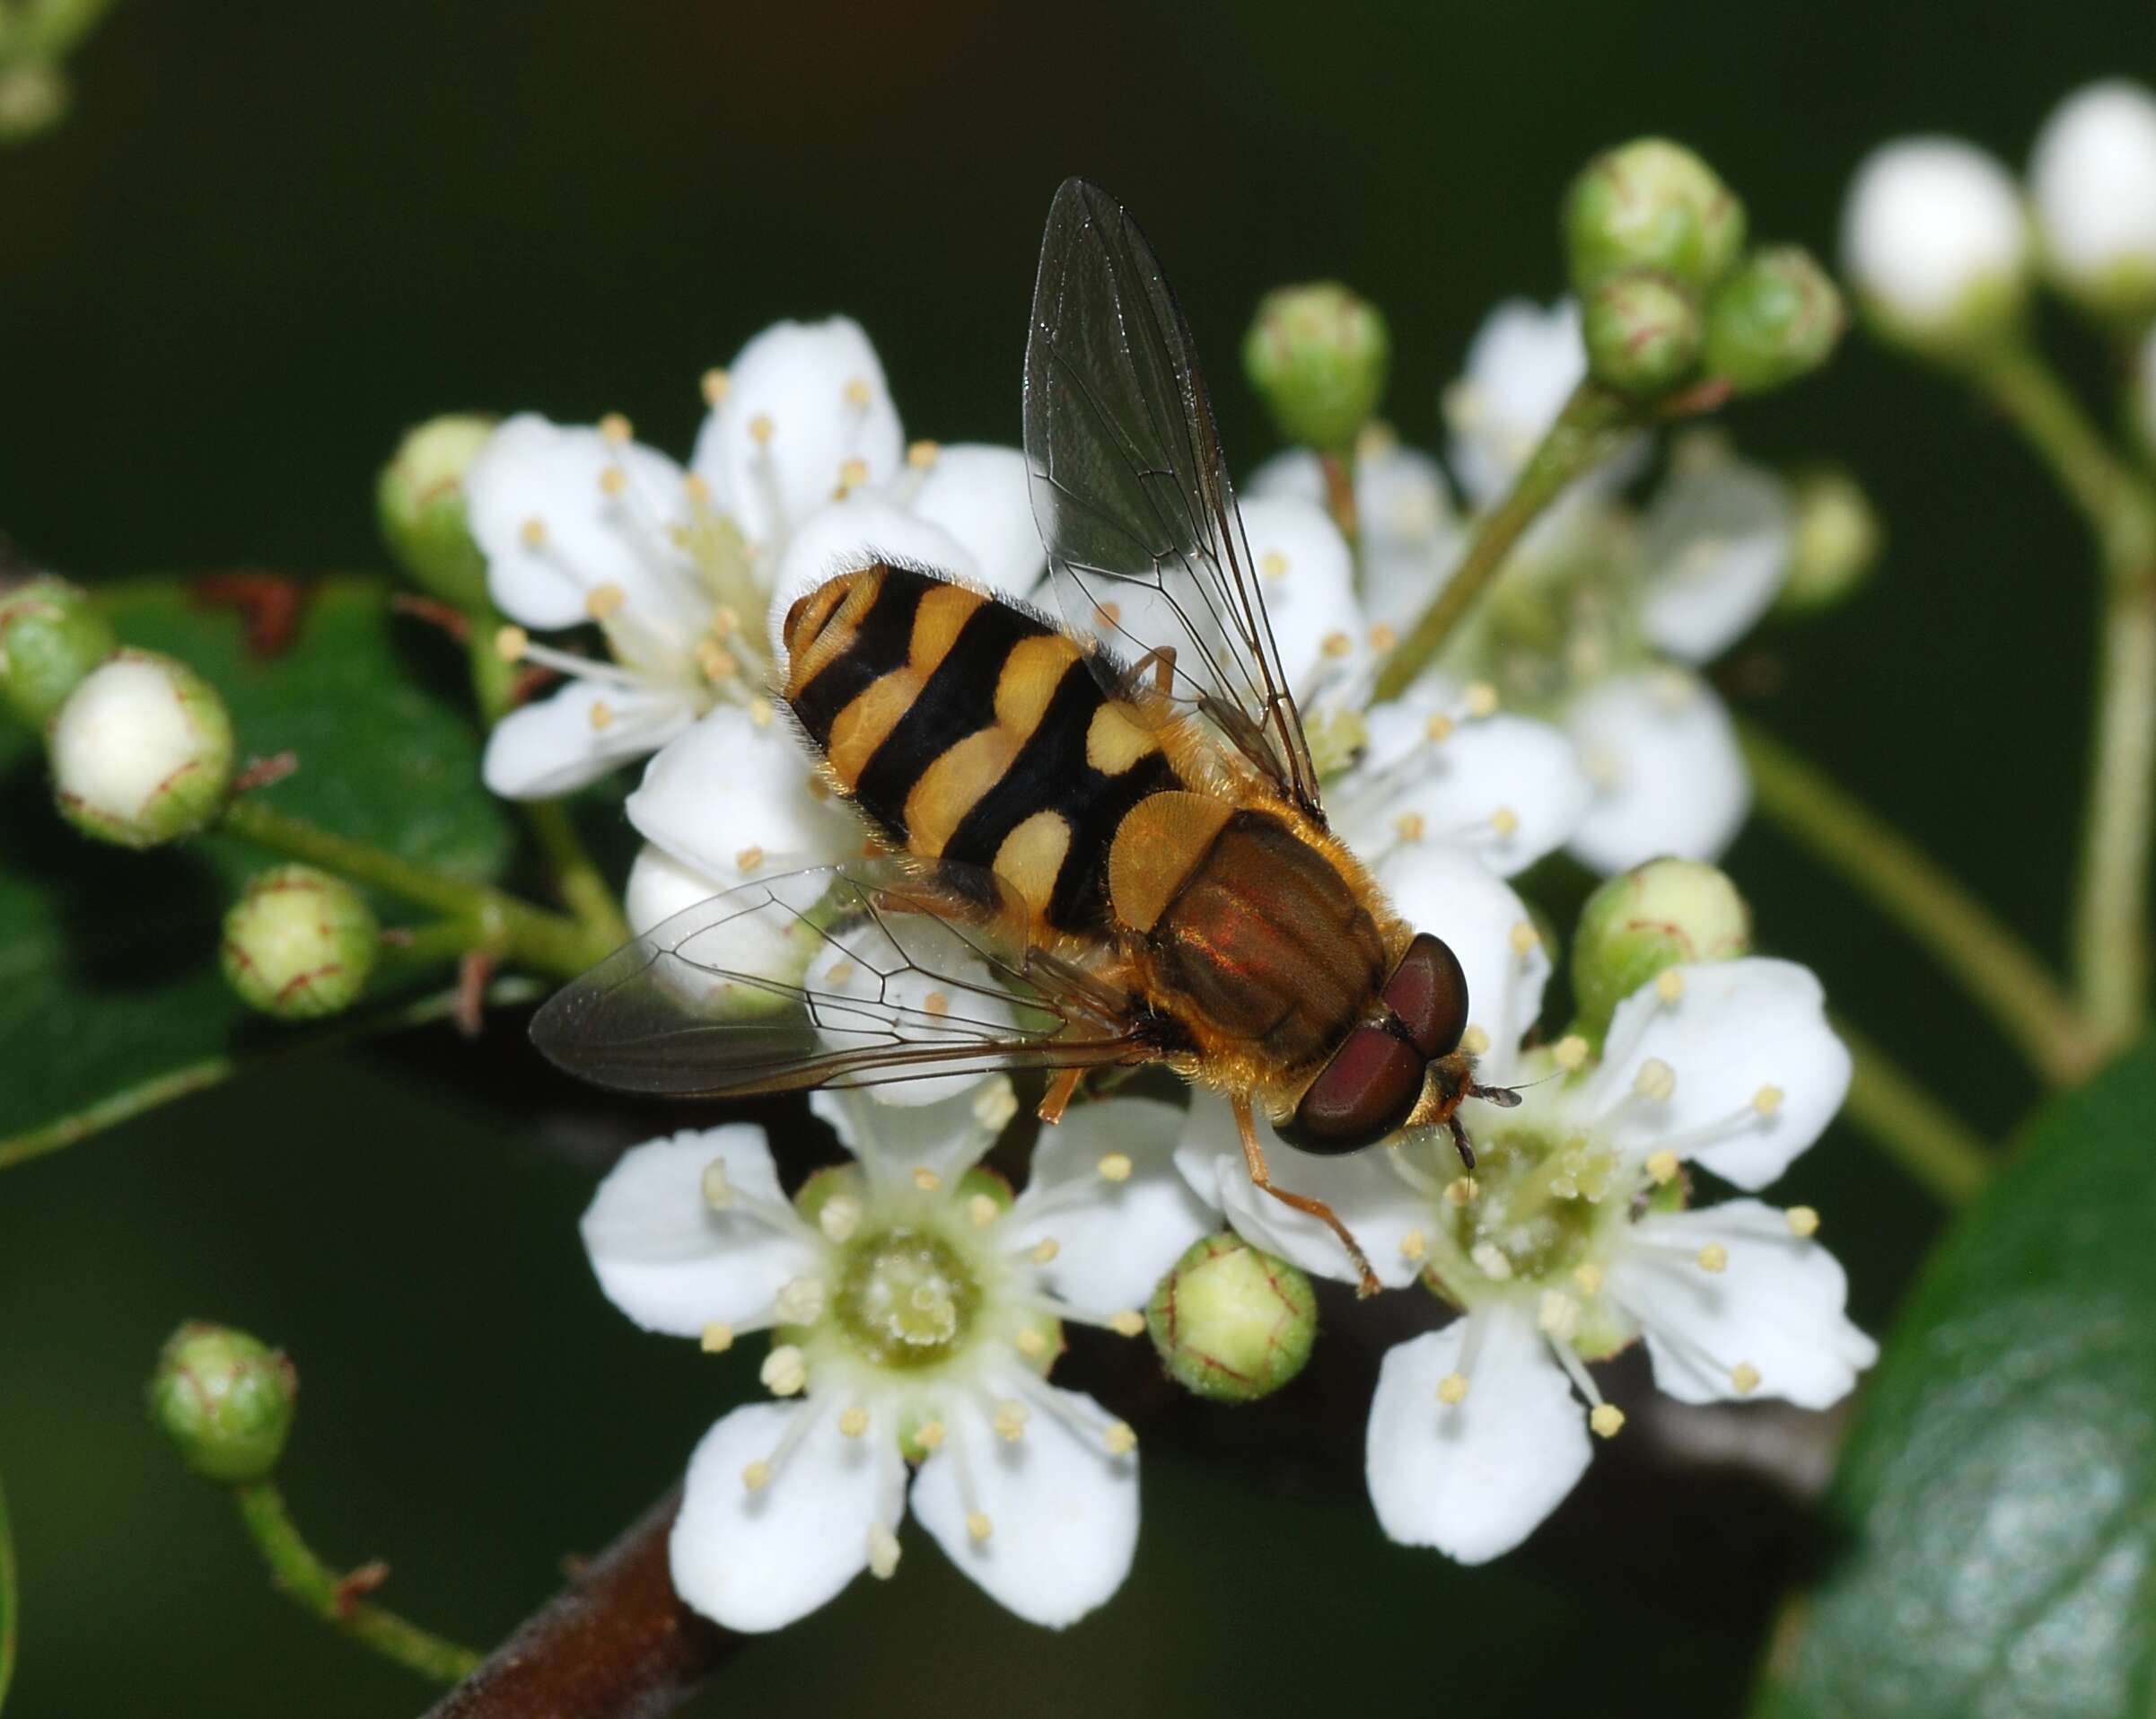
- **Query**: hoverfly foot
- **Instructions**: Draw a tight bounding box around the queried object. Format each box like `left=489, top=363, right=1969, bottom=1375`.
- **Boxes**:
left=1468, top=1082, right=1523, bottom=1109
left=1446, top=1113, right=1477, bottom=1171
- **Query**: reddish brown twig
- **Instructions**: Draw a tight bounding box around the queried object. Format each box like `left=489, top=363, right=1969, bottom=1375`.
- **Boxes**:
left=421, top=1489, right=736, bottom=1719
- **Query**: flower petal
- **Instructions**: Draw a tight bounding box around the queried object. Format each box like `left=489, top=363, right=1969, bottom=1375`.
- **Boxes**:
left=911, top=1385, right=1137, bottom=1627
left=580, top=1126, right=814, bottom=1336
left=623, top=842, right=723, bottom=939
left=1583, top=958, right=1852, bottom=1188
left=689, top=319, right=905, bottom=559
left=810, top=1080, right=1007, bottom=1187
left=1235, top=496, right=1364, bottom=700
left=467, top=414, right=702, bottom=635
left=1566, top=671, right=1749, bottom=873
left=1343, top=688, right=1589, bottom=877
left=1613, top=1199, right=1879, bottom=1408
left=1369, top=844, right=1549, bottom=1081
left=1173, top=1095, right=1429, bottom=1290
left=1637, top=459, right=1794, bottom=662
left=1444, top=300, right=1588, bottom=507
left=764, top=494, right=981, bottom=662
left=905, top=443, right=1045, bottom=600
left=626, top=704, right=860, bottom=883
left=1008, top=1097, right=1216, bottom=1318
left=482, top=681, right=697, bottom=801
left=800, top=920, right=1019, bottom=1108
left=1248, top=444, right=1462, bottom=633
left=670, top=1400, right=904, bottom=1632
left=1364, top=1307, right=1591, bottom=1563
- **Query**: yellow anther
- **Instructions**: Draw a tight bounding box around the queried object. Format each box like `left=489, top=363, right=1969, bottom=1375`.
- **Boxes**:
left=1696, top=1244, right=1730, bottom=1274
left=584, top=583, right=627, bottom=621
left=1394, top=811, right=1426, bottom=843
left=966, top=1511, right=994, bottom=1544
left=1552, top=1034, right=1589, bottom=1071
left=1470, top=1241, right=1513, bottom=1281
left=1573, top=1261, right=1606, bottom=1295
left=837, top=455, right=870, bottom=492
left=1437, top=1372, right=1469, bottom=1406
left=1029, top=1237, right=1061, bottom=1266
left=1753, top=1083, right=1785, bottom=1117
left=1321, top=629, right=1354, bottom=659
left=1460, top=1025, right=1492, bottom=1056
left=1104, top=1420, right=1137, bottom=1455
left=709, top=604, right=742, bottom=636
left=1095, top=601, right=1122, bottom=628
left=1634, top=1057, right=1676, bottom=1102
left=1108, top=1310, right=1146, bottom=1338
left=1464, top=681, right=1500, bottom=718
left=922, top=990, right=951, bottom=1016
left=1644, top=1149, right=1681, bottom=1185
left=776, top=1277, right=826, bottom=1322
left=867, top=1522, right=901, bottom=1579
left=1098, top=1152, right=1134, bottom=1183
left=992, top=1399, right=1030, bottom=1442
left=907, top=438, right=940, bottom=468
left=683, top=472, right=714, bottom=507
left=1785, top=1205, right=1820, bottom=1239
left=843, top=375, right=873, bottom=408
left=972, top=1080, right=1019, bottom=1132
left=1444, top=1175, right=1478, bottom=1206
left=1509, top=921, right=1540, bottom=957
left=968, top=1193, right=1000, bottom=1229
left=1590, top=1404, right=1626, bottom=1438
left=701, top=1157, right=733, bottom=1209
left=759, top=1345, right=808, bottom=1397
left=700, top=1321, right=734, bottom=1354
left=1014, top=1326, right=1048, bottom=1358
left=826, top=960, right=856, bottom=987
left=735, top=845, right=766, bottom=873
left=819, top=1193, right=863, bottom=1244
left=912, top=1166, right=941, bottom=1193
left=598, top=464, right=628, bottom=498
left=1538, top=1289, right=1582, bottom=1340
left=1424, top=713, right=1456, bottom=743
left=599, top=411, right=632, bottom=445
left=1259, top=550, right=1290, bottom=579
left=1730, top=1363, right=1762, bottom=1396
left=1490, top=806, right=1521, bottom=838
left=914, top=1419, right=946, bottom=1452
left=519, top=516, right=548, bottom=549
left=587, top=700, right=615, bottom=732
left=741, top=1459, right=774, bottom=1492
left=701, top=367, right=731, bottom=406
left=494, top=624, right=530, bottom=662
left=1368, top=623, right=1398, bottom=652
left=697, top=641, right=739, bottom=681
left=1656, top=969, right=1687, bottom=1004
left=837, top=1406, right=871, bottom=1439
left=748, top=697, right=775, bottom=728
left=747, top=413, right=776, bottom=445
left=1398, top=1229, right=1427, bottom=1261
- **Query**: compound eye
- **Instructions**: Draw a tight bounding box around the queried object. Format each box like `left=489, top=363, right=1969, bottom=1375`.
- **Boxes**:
left=1384, top=933, right=1469, bottom=1060
left=1279, top=1026, right=1424, bottom=1154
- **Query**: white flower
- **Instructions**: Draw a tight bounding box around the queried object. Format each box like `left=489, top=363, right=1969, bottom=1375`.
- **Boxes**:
left=1841, top=139, right=2030, bottom=339
left=467, top=317, right=1041, bottom=802
left=1565, top=668, right=1749, bottom=874
left=1180, top=942, right=1873, bottom=1563
left=1250, top=435, right=1464, bottom=636
left=583, top=1080, right=1214, bottom=1631
left=1443, top=299, right=1590, bottom=508
left=2029, top=80, right=2156, bottom=307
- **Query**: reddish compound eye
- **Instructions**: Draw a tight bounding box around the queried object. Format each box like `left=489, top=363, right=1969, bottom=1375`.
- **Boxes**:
left=1384, top=933, right=1469, bottom=1060
left=1278, top=1025, right=1424, bottom=1154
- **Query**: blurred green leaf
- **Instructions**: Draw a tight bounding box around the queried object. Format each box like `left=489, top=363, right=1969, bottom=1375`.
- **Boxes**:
left=1755, top=1036, right=2156, bottom=1719
left=0, top=574, right=513, bottom=1148
left=0, top=1467, right=14, bottom=1712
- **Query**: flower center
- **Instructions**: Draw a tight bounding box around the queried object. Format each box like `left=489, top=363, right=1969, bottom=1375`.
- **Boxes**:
left=1443, top=1118, right=1628, bottom=1288
left=834, top=1226, right=981, bottom=1370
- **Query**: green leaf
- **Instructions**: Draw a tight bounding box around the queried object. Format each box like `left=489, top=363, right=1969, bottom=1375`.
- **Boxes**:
left=0, top=575, right=514, bottom=1151
left=0, top=1468, right=13, bottom=1713
left=1755, top=1035, right=2156, bottom=1719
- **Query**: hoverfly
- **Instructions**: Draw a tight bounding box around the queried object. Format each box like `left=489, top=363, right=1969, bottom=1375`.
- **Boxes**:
left=532, top=178, right=1517, bottom=1294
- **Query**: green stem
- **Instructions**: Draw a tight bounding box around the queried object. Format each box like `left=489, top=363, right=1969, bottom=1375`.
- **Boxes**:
left=1836, top=1015, right=1994, bottom=1206
left=0, top=978, right=542, bottom=1171
left=1373, top=382, right=1633, bottom=703
left=232, top=1481, right=480, bottom=1687
left=0, top=1469, right=15, bottom=1715
left=218, top=798, right=605, bottom=978
left=1965, top=339, right=2156, bottom=1053
left=1739, top=720, right=2097, bottom=1084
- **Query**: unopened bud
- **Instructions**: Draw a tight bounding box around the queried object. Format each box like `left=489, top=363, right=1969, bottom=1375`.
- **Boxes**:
left=377, top=415, right=496, bottom=610
left=0, top=574, right=116, bottom=725
left=1564, top=138, right=1747, bottom=296
left=50, top=650, right=232, bottom=847
left=1841, top=138, right=2029, bottom=353
left=2029, top=80, right=2156, bottom=321
left=1243, top=283, right=1391, bottom=453
left=1777, top=467, right=1880, bottom=616
left=220, top=865, right=379, bottom=1020
left=1703, top=247, right=1845, bottom=393
left=148, top=1321, right=298, bottom=1483
left=1581, top=269, right=1703, bottom=397
left=1146, top=1232, right=1317, bottom=1403
left=1571, top=858, right=1750, bottom=1044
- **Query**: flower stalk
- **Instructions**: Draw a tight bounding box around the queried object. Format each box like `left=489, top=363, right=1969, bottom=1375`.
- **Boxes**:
left=232, top=1480, right=481, bottom=1687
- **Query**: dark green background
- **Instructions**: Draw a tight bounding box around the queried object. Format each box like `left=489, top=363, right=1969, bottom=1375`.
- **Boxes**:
left=4, top=3, right=2152, bottom=1714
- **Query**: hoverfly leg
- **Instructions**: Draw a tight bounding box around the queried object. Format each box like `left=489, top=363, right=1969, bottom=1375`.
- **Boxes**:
left=1445, top=1112, right=1477, bottom=1172
left=1038, top=1067, right=1084, bottom=1126
left=1232, top=1092, right=1380, bottom=1296
left=1127, top=645, right=1179, bottom=698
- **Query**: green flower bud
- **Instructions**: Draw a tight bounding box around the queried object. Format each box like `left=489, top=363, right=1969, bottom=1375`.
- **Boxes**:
left=377, top=415, right=496, bottom=610
left=1242, top=283, right=1390, bottom=452
left=1146, top=1232, right=1316, bottom=1402
left=1571, top=859, right=1751, bottom=1044
left=1564, top=138, right=1747, bottom=296
left=220, top=865, right=379, bottom=1020
left=1777, top=468, right=1880, bottom=616
left=148, top=1321, right=298, bottom=1483
left=1581, top=270, right=1703, bottom=397
left=49, top=649, right=232, bottom=848
left=1702, top=247, right=1845, bottom=393
left=0, top=574, right=116, bottom=725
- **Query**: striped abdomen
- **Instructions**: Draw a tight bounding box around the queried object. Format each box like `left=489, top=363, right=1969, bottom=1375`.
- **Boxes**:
left=782, top=563, right=1181, bottom=934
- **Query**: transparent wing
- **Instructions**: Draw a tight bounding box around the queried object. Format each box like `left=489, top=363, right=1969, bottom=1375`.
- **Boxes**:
left=1024, top=177, right=1325, bottom=817
left=529, top=859, right=1152, bottom=1099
